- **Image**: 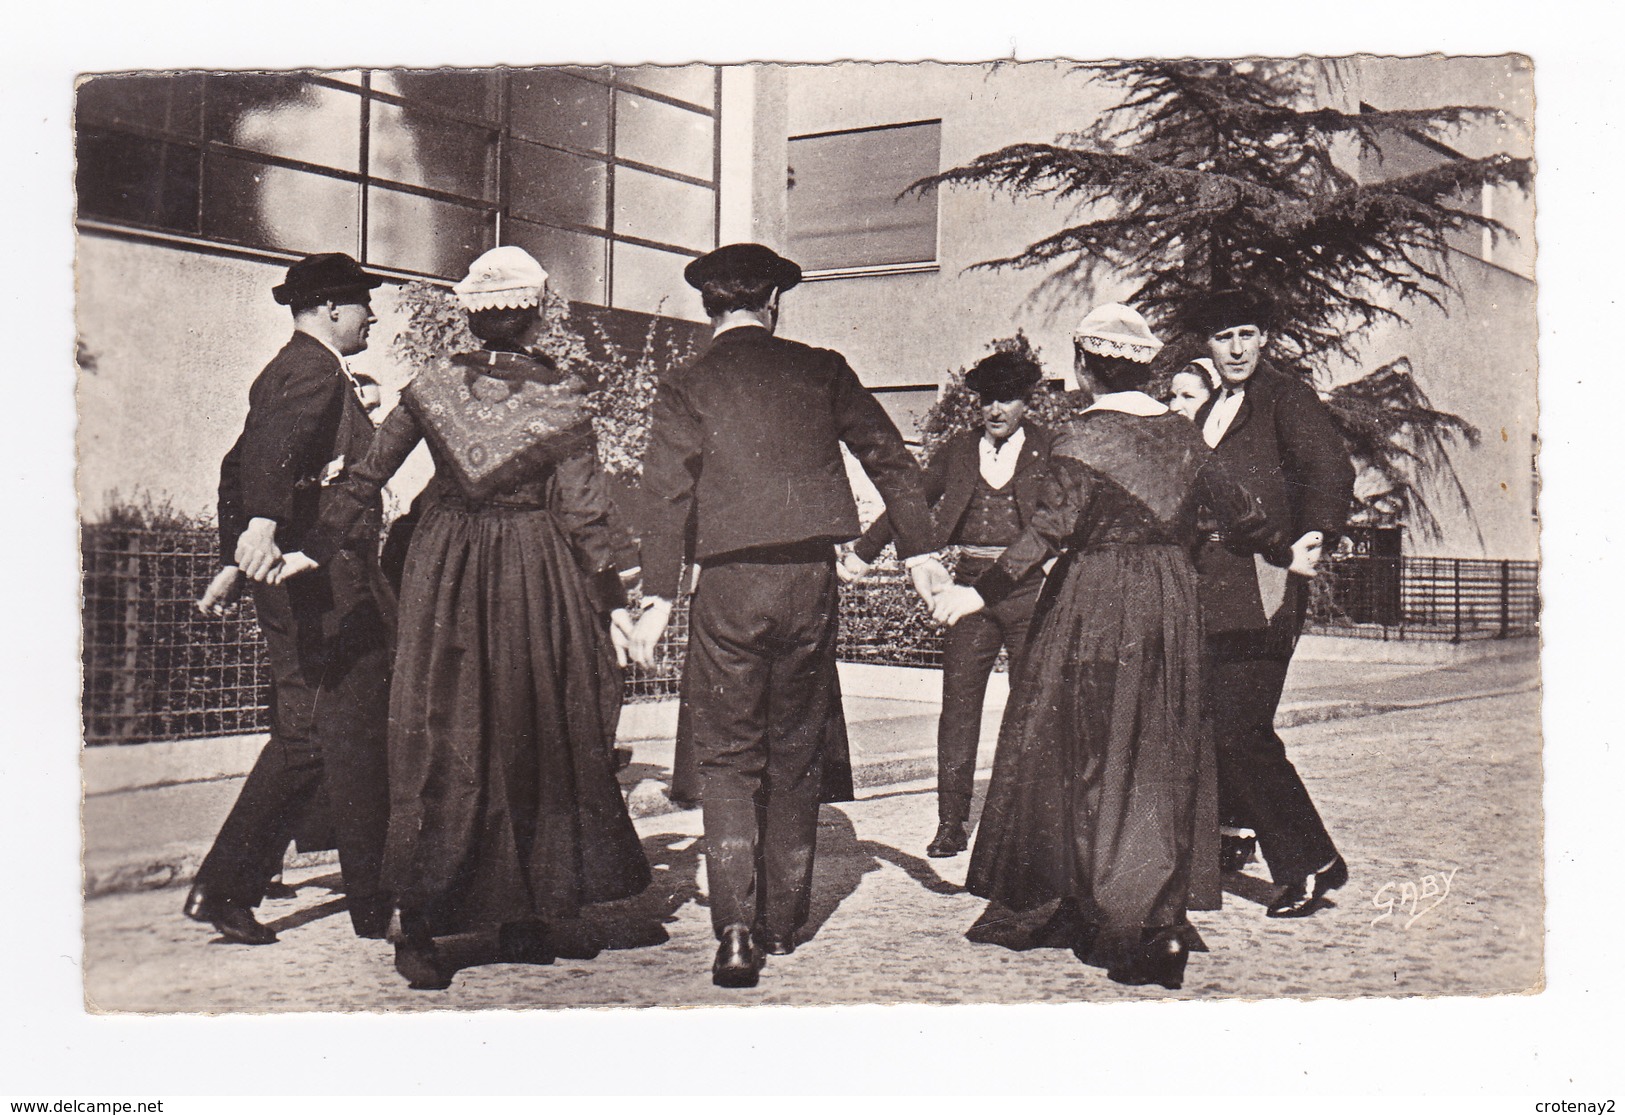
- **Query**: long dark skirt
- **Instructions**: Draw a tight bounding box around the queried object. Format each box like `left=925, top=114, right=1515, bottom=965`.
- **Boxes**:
left=965, top=544, right=1217, bottom=965
left=381, top=502, right=650, bottom=934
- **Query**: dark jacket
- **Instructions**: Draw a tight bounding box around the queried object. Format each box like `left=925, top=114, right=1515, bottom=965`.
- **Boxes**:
left=852, top=421, right=1054, bottom=564
left=639, top=325, right=934, bottom=599
left=1193, top=360, right=1355, bottom=634
left=217, top=331, right=382, bottom=564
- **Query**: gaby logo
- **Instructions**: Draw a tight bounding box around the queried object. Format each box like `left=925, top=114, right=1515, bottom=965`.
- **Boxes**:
left=1371, top=867, right=1459, bottom=929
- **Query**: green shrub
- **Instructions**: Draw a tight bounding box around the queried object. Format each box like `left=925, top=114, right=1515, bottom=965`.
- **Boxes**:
left=389, top=280, right=697, bottom=479
left=81, top=494, right=269, bottom=744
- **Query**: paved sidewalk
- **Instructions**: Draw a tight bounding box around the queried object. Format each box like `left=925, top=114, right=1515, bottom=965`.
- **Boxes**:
left=81, top=641, right=1539, bottom=899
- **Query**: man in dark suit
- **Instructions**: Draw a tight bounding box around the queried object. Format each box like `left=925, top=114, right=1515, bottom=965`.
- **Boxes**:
left=629, top=243, right=944, bottom=987
left=1191, top=288, right=1356, bottom=919
left=841, top=351, right=1055, bottom=858
left=185, top=253, right=394, bottom=945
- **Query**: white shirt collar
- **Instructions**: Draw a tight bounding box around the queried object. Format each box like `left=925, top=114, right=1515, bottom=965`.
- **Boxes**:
left=980, top=424, right=1026, bottom=455
left=1202, top=387, right=1246, bottom=447
left=978, top=425, right=1026, bottom=489
left=1083, top=390, right=1170, bottom=417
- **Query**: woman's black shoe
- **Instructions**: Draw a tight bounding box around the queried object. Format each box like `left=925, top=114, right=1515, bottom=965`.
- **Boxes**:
left=1070, top=923, right=1101, bottom=965
left=1107, top=929, right=1188, bottom=991
left=393, top=912, right=451, bottom=990
left=394, top=942, right=451, bottom=990
left=497, top=922, right=556, bottom=966
left=1266, top=854, right=1349, bottom=918
left=1220, top=834, right=1256, bottom=874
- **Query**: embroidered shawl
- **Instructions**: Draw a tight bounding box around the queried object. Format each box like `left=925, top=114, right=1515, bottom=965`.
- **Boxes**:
left=404, top=349, right=596, bottom=500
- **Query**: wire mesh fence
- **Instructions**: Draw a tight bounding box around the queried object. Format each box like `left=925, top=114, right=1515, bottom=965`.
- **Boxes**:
left=1307, top=554, right=1540, bottom=641
left=81, top=524, right=272, bottom=746
left=81, top=523, right=1539, bottom=745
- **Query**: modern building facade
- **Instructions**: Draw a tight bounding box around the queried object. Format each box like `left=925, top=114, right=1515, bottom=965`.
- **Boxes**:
left=75, top=57, right=1536, bottom=560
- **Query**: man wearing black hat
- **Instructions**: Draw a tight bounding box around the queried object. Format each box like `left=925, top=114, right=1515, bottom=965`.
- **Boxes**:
left=1190, top=288, right=1355, bottom=919
left=185, top=252, right=394, bottom=945
left=841, top=350, right=1055, bottom=858
left=629, top=243, right=942, bottom=987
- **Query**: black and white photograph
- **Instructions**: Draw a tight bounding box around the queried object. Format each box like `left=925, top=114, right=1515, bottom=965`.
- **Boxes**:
left=6, top=4, right=1619, bottom=1100
left=70, top=52, right=1543, bottom=1011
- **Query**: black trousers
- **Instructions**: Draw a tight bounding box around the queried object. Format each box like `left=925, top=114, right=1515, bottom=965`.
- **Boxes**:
left=684, top=549, right=837, bottom=940
left=193, top=560, right=391, bottom=930
left=937, top=571, right=1042, bottom=824
left=1205, top=581, right=1338, bottom=884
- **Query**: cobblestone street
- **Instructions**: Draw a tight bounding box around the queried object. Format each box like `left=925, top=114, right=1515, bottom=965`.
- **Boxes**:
left=83, top=686, right=1540, bottom=1012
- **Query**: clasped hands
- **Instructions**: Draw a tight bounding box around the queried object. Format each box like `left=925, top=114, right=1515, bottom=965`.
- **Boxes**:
left=232, top=518, right=319, bottom=586
left=195, top=519, right=316, bottom=615
left=625, top=596, right=673, bottom=669
left=908, top=555, right=985, bottom=627
left=841, top=550, right=984, bottom=626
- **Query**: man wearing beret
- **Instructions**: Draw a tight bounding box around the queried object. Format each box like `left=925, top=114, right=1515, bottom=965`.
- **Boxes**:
left=185, top=252, right=394, bottom=945
left=629, top=243, right=945, bottom=987
left=1191, top=288, right=1356, bottom=919
left=840, top=350, right=1055, bottom=859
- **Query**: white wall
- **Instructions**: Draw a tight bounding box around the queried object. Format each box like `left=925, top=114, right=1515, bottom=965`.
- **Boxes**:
left=76, top=235, right=431, bottom=521
left=1323, top=55, right=1539, bottom=559
left=771, top=62, right=1130, bottom=399
left=1327, top=254, right=1539, bottom=560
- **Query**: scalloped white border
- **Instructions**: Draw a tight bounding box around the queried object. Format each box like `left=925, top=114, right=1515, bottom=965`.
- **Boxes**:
left=454, top=289, right=544, bottom=312
left=1076, top=334, right=1162, bottom=363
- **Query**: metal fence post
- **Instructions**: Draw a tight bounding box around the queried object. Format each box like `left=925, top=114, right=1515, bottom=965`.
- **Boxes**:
left=1498, top=560, right=1511, bottom=639
left=119, top=532, right=142, bottom=735
left=1453, top=558, right=1463, bottom=643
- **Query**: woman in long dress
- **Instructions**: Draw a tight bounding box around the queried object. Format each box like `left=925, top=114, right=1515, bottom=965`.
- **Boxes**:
left=300, top=247, right=650, bottom=989
left=932, top=304, right=1284, bottom=989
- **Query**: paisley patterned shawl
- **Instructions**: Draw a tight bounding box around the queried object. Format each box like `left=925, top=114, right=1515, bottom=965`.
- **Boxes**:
left=404, top=349, right=596, bottom=500
left=1053, top=410, right=1209, bottom=526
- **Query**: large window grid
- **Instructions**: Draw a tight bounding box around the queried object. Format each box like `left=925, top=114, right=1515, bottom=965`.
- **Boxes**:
left=75, top=66, right=721, bottom=312
left=786, top=119, right=942, bottom=280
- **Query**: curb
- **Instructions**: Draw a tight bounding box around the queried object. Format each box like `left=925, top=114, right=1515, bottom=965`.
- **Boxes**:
left=1275, top=682, right=1539, bottom=730
left=82, top=683, right=1538, bottom=900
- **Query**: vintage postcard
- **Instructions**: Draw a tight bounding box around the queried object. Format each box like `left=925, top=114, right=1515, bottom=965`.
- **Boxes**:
left=71, top=54, right=1543, bottom=1020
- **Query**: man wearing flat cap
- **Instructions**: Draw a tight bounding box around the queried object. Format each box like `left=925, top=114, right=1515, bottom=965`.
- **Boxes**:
left=185, top=252, right=394, bottom=945
left=1189, top=287, right=1355, bottom=920
left=629, top=243, right=944, bottom=987
left=841, top=349, right=1055, bottom=858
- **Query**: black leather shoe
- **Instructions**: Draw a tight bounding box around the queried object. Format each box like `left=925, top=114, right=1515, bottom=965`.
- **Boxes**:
left=758, top=932, right=796, bottom=956
left=927, top=821, right=968, bottom=858
left=1220, top=834, right=1257, bottom=874
left=183, top=886, right=277, bottom=945
left=1266, top=854, right=1350, bottom=918
left=712, top=925, right=761, bottom=988
left=393, top=914, right=451, bottom=990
